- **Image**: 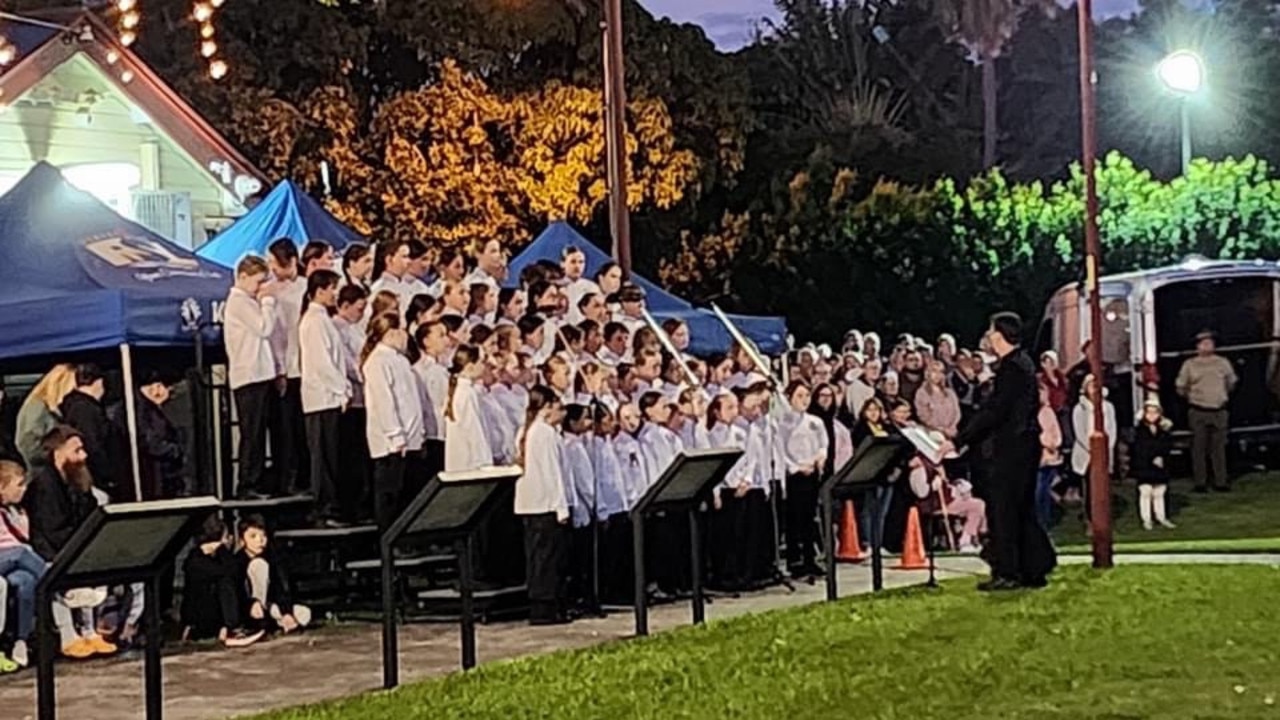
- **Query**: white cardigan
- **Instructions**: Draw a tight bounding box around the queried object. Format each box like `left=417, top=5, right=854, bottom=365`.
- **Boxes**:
left=1071, top=396, right=1117, bottom=476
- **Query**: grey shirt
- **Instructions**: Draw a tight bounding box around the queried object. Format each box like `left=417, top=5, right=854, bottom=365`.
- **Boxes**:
left=1176, top=354, right=1237, bottom=410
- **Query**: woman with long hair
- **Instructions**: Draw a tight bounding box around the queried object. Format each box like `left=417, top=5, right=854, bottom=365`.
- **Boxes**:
left=299, top=270, right=351, bottom=525
left=361, top=314, right=424, bottom=531
left=15, top=364, right=76, bottom=467
left=513, top=385, right=570, bottom=625
left=496, top=288, right=526, bottom=327
left=808, top=382, right=853, bottom=479
left=914, top=360, right=961, bottom=439
left=444, top=345, right=493, bottom=472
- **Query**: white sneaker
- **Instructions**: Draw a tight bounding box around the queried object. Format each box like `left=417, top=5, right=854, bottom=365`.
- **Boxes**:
left=11, top=640, right=28, bottom=668
left=291, top=604, right=312, bottom=629
left=1142, top=520, right=1154, bottom=531
left=1157, top=518, right=1177, bottom=529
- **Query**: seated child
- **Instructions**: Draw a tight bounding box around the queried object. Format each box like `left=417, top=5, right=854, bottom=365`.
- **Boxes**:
left=181, top=514, right=265, bottom=648
left=236, top=515, right=312, bottom=633
left=0, top=459, right=45, bottom=670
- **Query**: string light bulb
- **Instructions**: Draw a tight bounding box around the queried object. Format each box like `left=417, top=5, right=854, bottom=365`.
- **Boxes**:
left=192, top=3, right=212, bottom=22
left=120, top=30, right=136, bottom=47
left=106, top=50, right=120, bottom=65
left=120, top=69, right=134, bottom=84
left=0, top=46, right=14, bottom=66
left=201, top=40, right=217, bottom=58
left=210, top=0, right=225, bottom=6
left=117, top=0, right=137, bottom=10
left=209, top=59, right=227, bottom=80
left=121, top=11, right=140, bottom=29
left=200, top=23, right=214, bottom=39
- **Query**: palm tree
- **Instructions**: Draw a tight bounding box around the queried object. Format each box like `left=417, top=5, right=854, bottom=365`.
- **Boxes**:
left=932, top=0, right=1056, bottom=169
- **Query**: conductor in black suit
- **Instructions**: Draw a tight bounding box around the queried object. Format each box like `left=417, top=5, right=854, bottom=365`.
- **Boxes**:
left=941, top=312, right=1057, bottom=591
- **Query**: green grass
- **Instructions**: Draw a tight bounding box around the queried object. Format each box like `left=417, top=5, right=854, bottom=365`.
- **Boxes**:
left=257, top=565, right=1280, bottom=719
left=1051, top=472, right=1280, bottom=554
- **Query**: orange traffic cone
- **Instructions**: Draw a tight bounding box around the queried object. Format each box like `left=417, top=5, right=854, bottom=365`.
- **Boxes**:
left=894, top=507, right=929, bottom=570
left=835, top=500, right=867, bottom=563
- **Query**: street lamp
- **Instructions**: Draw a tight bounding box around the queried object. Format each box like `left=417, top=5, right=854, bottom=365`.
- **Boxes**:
left=1156, top=50, right=1205, bottom=175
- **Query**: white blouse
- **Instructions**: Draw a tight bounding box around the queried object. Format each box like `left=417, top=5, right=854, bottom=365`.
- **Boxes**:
left=514, top=420, right=569, bottom=520
left=444, top=377, right=495, bottom=472
left=363, top=344, right=425, bottom=459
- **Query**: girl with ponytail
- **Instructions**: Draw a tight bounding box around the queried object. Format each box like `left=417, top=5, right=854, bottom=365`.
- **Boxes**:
left=361, top=313, right=425, bottom=531
left=513, top=384, right=570, bottom=626
left=443, top=344, right=493, bottom=472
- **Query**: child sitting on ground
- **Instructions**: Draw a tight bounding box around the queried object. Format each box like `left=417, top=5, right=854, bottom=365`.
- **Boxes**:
left=236, top=515, right=312, bottom=634
left=0, top=460, right=44, bottom=671
left=1131, top=398, right=1176, bottom=530
left=181, top=515, right=265, bottom=648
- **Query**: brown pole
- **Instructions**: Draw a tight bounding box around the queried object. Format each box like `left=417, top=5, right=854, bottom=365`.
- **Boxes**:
left=1076, top=0, right=1113, bottom=569
left=602, top=0, right=633, bottom=277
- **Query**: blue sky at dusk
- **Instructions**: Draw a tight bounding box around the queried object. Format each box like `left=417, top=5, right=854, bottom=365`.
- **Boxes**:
left=640, top=0, right=1147, bottom=50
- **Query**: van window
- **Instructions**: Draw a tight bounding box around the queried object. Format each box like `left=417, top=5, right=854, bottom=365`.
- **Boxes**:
left=1101, top=298, right=1131, bottom=366
left=1154, top=276, right=1274, bottom=352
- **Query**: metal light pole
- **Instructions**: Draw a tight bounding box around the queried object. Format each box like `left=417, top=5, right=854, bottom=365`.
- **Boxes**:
left=602, top=0, right=633, bottom=276
left=1156, top=50, right=1205, bottom=176
left=1077, top=0, right=1113, bottom=569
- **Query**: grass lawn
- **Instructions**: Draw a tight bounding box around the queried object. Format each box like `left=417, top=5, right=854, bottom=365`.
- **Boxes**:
left=1052, top=472, right=1280, bottom=554
left=256, top=565, right=1280, bottom=719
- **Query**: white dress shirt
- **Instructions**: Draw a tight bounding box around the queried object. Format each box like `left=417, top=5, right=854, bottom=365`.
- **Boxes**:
left=564, top=434, right=595, bottom=528
left=332, top=316, right=365, bottom=408
left=514, top=420, right=569, bottom=521
left=591, top=435, right=628, bottom=519
left=444, top=376, right=494, bottom=472
left=413, top=355, right=449, bottom=441
left=709, top=422, right=753, bottom=490
left=638, top=423, right=685, bottom=496
left=564, top=277, right=600, bottom=324
left=465, top=267, right=501, bottom=296
left=299, top=303, right=352, bottom=414
left=223, top=287, right=278, bottom=390
left=269, top=277, right=306, bottom=379
left=780, top=410, right=829, bottom=476
left=613, top=431, right=648, bottom=509
left=363, top=343, right=425, bottom=459
left=369, top=272, right=431, bottom=317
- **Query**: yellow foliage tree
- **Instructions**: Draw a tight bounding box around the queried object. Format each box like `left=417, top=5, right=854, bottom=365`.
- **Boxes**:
left=229, top=59, right=699, bottom=252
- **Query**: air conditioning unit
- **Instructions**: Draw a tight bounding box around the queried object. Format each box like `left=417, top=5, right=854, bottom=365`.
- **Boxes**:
left=130, top=190, right=194, bottom=248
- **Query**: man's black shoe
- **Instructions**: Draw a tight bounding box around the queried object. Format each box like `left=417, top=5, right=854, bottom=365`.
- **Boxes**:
left=1021, top=575, right=1049, bottom=589
left=977, top=577, right=1022, bottom=592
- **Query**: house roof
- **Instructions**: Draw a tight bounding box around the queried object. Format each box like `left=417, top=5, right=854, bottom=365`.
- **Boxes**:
left=0, top=9, right=265, bottom=200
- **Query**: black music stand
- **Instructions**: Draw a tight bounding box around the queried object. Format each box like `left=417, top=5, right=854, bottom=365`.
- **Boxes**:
left=35, top=497, right=220, bottom=720
left=630, top=448, right=743, bottom=637
left=380, top=466, right=521, bottom=688
left=821, top=435, right=914, bottom=600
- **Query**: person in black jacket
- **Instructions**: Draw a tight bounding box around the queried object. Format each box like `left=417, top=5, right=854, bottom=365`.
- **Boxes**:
left=236, top=515, right=311, bottom=634
left=58, top=364, right=128, bottom=501
left=138, top=373, right=186, bottom=500
left=942, top=313, right=1057, bottom=591
left=23, top=426, right=97, bottom=562
left=181, top=515, right=264, bottom=648
left=1131, top=398, right=1176, bottom=531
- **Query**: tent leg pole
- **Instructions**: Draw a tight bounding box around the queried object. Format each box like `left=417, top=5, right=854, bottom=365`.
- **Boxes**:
left=121, top=343, right=144, bottom=502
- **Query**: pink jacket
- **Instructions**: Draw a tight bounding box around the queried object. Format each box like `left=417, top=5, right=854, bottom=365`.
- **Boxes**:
left=0, top=505, right=31, bottom=551
left=1038, top=405, right=1063, bottom=467
left=914, top=386, right=961, bottom=438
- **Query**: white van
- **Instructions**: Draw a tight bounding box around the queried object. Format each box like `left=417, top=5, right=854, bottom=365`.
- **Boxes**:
left=1036, top=257, right=1280, bottom=443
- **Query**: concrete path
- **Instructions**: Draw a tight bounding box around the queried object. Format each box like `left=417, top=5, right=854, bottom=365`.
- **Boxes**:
left=1, top=553, right=1275, bottom=720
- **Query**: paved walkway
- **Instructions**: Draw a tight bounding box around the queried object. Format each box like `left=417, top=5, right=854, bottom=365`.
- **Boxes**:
left=1, top=553, right=1276, bottom=720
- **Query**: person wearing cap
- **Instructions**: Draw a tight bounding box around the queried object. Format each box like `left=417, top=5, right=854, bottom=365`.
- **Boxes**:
left=137, top=371, right=185, bottom=499
left=1176, top=330, right=1237, bottom=492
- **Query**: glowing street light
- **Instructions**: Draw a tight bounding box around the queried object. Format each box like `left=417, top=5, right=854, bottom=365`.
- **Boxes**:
left=1156, top=50, right=1205, bottom=175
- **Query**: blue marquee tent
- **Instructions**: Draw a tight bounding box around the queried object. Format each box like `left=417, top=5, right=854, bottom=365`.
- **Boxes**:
left=0, top=162, right=232, bottom=361
left=197, top=180, right=363, bottom=268
left=507, top=222, right=789, bottom=356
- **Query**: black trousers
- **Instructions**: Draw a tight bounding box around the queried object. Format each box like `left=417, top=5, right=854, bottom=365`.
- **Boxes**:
left=710, top=489, right=745, bottom=590
left=745, top=488, right=776, bottom=583
left=523, top=513, right=567, bottom=616
left=185, top=574, right=243, bottom=640
left=372, top=454, right=407, bottom=533
left=233, top=381, right=272, bottom=494
left=305, top=409, right=341, bottom=517
left=600, top=513, right=633, bottom=605
left=982, top=440, right=1058, bottom=582
left=338, top=408, right=370, bottom=522
left=270, top=378, right=307, bottom=494
left=785, top=472, right=820, bottom=570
